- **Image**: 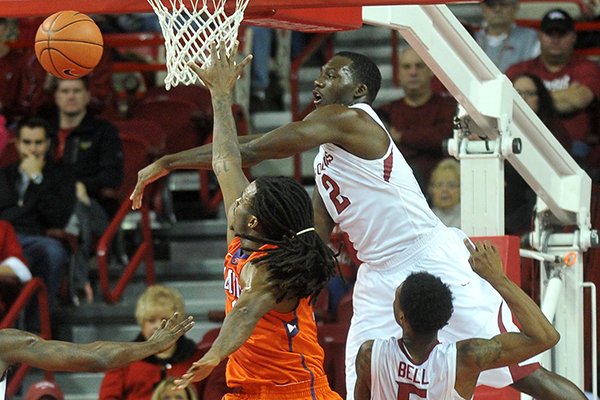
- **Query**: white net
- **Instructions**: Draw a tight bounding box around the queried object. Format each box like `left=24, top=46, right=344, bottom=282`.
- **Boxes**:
left=147, top=0, right=250, bottom=89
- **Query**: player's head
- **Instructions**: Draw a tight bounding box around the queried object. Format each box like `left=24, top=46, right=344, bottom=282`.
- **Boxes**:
left=135, top=284, right=185, bottom=340
left=394, top=272, right=454, bottom=335
left=314, top=51, right=381, bottom=107
left=235, top=176, right=338, bottom=303
left=16, top=116, right=51, bottom=160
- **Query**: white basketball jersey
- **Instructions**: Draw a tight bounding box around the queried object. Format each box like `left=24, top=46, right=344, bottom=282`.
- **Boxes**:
left=370, top=337, right=467, bottom=400
left=313, top=103, right=440, bottom=267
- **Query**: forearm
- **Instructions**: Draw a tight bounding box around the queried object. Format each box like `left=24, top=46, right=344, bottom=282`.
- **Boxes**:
left=14, top=338, right=160, bottom=372
left=158, top=134, right=264, bottom=172
left=490, top=276, right=559, bottom=347
left=204, top=305, right=260, bottom=362
left=211, top=93, right=242, bottom=173
left=552, top=86, right=594, bottom=114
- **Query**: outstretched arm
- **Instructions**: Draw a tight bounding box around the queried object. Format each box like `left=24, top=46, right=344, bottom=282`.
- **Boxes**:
left=355, top=340, right=374, bottom=400
left=455, top=240, right=559, bottom=396
left=188, top=42, right=253, bottom=235
left=0, top=313, right=193, bottom=373
left=130, top=105, right=378, bottom=210
left=176, top=263, right=279, bottom=387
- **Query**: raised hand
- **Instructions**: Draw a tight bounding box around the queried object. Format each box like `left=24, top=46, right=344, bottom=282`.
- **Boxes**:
left=146, top=312, right=194, bottom=352
left=188, top=41, right=253, bottom=97
left=464, top=239, right=505, bottom=284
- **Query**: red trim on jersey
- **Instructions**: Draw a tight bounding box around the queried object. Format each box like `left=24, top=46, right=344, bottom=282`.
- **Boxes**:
left=383, top=151, right=393, bottom=182
left=496, top=302, right=542, bottom=382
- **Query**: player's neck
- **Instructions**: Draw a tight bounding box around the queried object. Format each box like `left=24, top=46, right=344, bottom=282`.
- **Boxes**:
left=400, top=335, right=438, bottom=363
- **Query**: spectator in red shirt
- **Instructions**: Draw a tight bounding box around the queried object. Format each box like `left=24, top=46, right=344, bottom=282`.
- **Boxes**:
left=99, top=285, right=203, bottom=400
left=378, top=46, right=457, bottom=190
left=0, top=220, right=31, bottom=318
left=506, top=9, right=600, bottom=167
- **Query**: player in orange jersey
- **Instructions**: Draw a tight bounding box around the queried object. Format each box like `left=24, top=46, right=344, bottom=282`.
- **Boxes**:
left=175, top=42, right=341, bottom=400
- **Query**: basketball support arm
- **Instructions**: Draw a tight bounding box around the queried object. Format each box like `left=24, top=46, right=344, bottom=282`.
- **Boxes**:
left=363, top=4, right=597, bottom=392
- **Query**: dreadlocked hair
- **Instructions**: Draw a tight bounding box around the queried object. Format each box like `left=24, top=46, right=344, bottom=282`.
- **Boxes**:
left=239, top=176, right=338, bottom=304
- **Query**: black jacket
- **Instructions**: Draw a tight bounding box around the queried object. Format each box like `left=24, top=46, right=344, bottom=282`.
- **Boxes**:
left=50, top=112, right=124, bottom=199
left=0, top=161, right=76, bottom=235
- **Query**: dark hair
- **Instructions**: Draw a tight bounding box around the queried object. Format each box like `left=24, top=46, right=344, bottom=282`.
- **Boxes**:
left=398, top=272, right=453, bottom=335
left=336, top=51, right=382, bottom=104
left=512, top=73, right=557, bottom=126
left=16, top=116, right=50, bottom=139
left=239, top=176, right=338, bottom=303
left=50, top=75, right=91, bottom=92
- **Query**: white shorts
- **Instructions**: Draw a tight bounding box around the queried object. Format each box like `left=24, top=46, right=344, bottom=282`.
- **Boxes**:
left=344, top=226, right=541, bottom=400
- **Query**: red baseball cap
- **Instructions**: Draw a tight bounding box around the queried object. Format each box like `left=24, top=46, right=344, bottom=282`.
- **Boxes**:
left=24, top=380, right=65, bottom=400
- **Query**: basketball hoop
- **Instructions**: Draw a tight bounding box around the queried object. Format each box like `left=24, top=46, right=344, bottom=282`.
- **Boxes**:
left=147, top=0, right=250, bottom=89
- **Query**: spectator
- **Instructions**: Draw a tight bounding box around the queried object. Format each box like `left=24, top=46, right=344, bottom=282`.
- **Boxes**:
left=506, top=8, right=600, bottom=167
left=513, top=72, right=571, bottom=149
left=48, top=76, right=125, bottom=304
left=0, top=116, right=76, bottom=330
left=151, top=377, right=198, bottom=400
left=0, top=18, right=45, bottom=127
left=428, top=158, right=461, bottom=228
left=99, top=285, right=204, bottom=399
left=0, top=220, right=31, bottom=318
left=378, top=46, right=456, bottom=190
left=248, top=27, right=285, bottom=113
left=507, top=72, right=572, bottom=235
left=474, top=0, right=540, bottom=72
left=24, top=380, right=65, bottom=400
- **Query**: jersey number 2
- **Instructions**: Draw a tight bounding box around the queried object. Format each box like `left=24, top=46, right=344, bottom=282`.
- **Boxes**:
left=397, top=383, right=427, bottom=400
left=321, top=174, right=350, bottom=214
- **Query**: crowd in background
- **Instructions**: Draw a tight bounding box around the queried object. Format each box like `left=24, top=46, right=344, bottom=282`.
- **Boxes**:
left=0, top=2, right=599, bottom=399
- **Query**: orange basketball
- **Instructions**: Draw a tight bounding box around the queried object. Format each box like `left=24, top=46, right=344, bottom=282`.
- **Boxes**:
left=34, top=11, right=104, bottom=80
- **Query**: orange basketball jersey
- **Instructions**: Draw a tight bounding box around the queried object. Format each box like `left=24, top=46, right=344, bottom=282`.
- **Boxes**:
left=223, top=238, right=328, bottom=389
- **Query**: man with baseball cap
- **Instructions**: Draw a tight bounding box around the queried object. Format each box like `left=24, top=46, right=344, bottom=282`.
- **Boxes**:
left=24, top=380, right=64, bottom=400
left=475, top=0, right=540, bottom=72
left=507, top=8, right=600, bottom=169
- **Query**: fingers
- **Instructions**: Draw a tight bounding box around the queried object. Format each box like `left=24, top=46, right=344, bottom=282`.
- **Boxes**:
left=463, top=238, right=476, bottom=255
left=178, top=316, right=195, bottom=333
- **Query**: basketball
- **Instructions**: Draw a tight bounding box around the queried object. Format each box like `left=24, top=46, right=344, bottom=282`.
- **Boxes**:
left=34, top=11, right=104, bottom=80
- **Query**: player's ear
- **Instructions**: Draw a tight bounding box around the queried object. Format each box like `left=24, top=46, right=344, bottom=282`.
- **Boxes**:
left=354, top=83, right=368, bottom=99
left=248, top=215, right=258, bottom=229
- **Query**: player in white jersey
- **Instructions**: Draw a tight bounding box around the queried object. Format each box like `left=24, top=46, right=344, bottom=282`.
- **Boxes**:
left=129, top=51, right=587, bottom=400
left=0, top=313, right=193, bottom=400
left=355, top=241, right=559, bottom=400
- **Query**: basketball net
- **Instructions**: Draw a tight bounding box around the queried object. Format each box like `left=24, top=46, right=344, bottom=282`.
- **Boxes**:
left=147, top=0, right=250, bottom=89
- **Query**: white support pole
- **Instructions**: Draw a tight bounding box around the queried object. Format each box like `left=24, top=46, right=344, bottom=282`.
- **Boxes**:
left=362, top=3, right=592, bottom=390
left=362, top=4, right=592, bottom=228
left=538, top=243, right=585, bottom=387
